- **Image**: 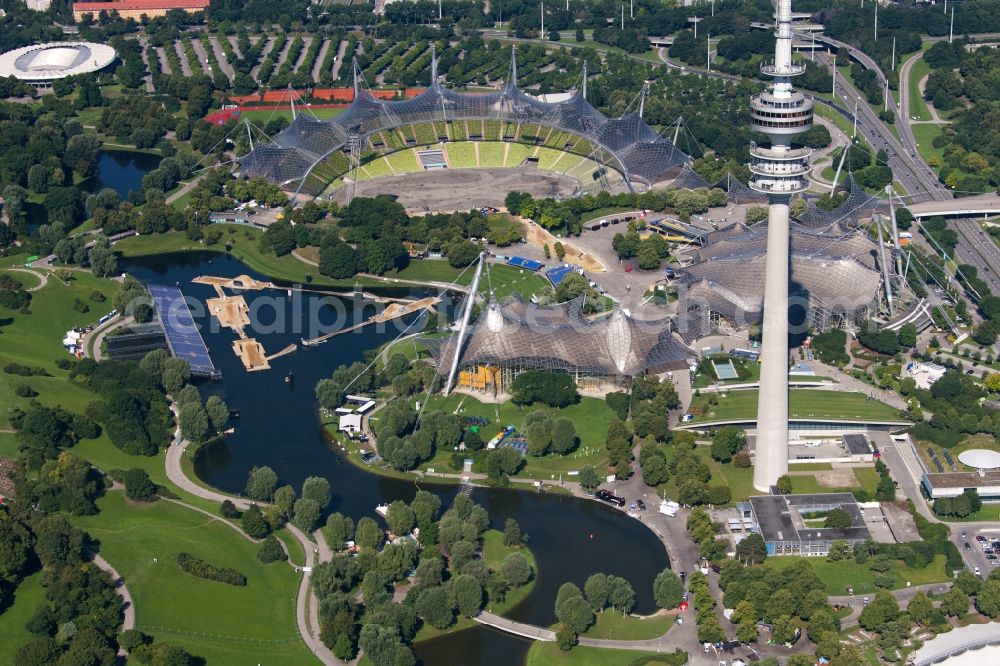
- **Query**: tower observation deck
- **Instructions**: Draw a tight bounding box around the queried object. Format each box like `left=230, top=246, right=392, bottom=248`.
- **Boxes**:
left=751, top=0, right=813, bottom=492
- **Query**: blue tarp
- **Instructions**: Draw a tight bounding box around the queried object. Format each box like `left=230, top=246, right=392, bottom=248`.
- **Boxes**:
left=506, top=256, right=543, bottom=271
left=545, top=264, right=576, bottom=286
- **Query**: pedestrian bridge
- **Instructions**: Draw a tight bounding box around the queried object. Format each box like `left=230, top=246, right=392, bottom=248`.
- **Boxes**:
left=908, top=193, right=1000, bottom=219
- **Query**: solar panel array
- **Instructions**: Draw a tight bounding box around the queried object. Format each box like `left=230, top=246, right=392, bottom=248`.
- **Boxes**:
left=148, top=284, right=219, bottom=377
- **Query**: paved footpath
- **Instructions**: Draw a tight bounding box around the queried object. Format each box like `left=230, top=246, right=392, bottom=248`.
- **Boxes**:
left=92, top=553, right=135, bottom=656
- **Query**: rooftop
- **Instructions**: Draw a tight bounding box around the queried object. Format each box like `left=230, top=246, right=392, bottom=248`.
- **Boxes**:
left=0, top=42, right=116, bottom=82
left=909, top=621, right=1000, bottom=666
left=925, top=469, right=1000, bottom=489
left=842, top=433, right=873, bottom=456
left=750, top=493, right=871, bottom=543
left=72, top=0, right=209, bottom=10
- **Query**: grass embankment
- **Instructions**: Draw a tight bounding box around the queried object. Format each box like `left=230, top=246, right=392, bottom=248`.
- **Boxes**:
left=579, top=611, right=674, bottom=640
left=72, top=493, right=312, bottom=665
left=687, top=388, right=904, bottom=424
left=0, top=271, right=118, bottom=429
left=419, top=393, right=615, bottom=478
left=114, top=227, right=550, bottom=300
left=526, top=642, right=685, bottom=666
left=906, top=57, right=933, bottom=122
left=0, top=572, right=45, bottom=652
left=768, top=554, right=951, bottom=596
left=236, top=107, right=344, bottom=124
left=657, top=446, right=755, bottom=504
left=912, top=123, right=946, bottom=167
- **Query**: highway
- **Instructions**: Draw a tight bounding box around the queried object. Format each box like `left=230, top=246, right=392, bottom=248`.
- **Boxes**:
left=952, top=221, right=1000, bottom=289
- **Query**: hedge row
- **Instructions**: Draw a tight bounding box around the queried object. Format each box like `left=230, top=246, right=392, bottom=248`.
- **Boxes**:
left=176, top=552, right=247, bottom=586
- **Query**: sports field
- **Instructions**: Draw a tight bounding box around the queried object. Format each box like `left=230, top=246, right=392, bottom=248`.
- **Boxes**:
left=687, top=389, right=904, bottom=424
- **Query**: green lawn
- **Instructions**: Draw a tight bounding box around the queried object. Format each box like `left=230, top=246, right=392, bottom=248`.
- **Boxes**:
left=789, top=466, right=881, bottom=497
left=395, top=260, right=550, bottom=301
left=579, top=611, right=674, bottom=640
left=913, top=123, right=946, bottom=167
left=580, top=207, right=635, bottom=223
left=0, top=431, right=20, bottom=458
left=767, top=554, right=951, bottom=596
left=71, top=492, right=314, bottom=665
left=660, top=446, right=755, bottom=504
left=687, top=389, right=905, bottom=425
left=526, top=642, right=686, bottom=666
left=0, top=571, right=46, bottom=661
left=419, top=394, right=614, bottom=478
left=0, top=271, right=120, bottom=428
left=907, top=57, right=932, bottom=122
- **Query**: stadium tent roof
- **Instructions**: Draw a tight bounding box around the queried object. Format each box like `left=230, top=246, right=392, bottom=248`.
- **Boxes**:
left=238, top=49, right=692, bottom=196
left=423, top=295, right=694, bottom=377
left=0, top=42, right=117, bottom=82
left=676, top=221, right=884, bottom=328
left=958, top=449, right=1000, bottom=470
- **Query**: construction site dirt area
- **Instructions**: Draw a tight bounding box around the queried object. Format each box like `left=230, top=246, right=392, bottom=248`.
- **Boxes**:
left=206, top=295, right=251, bottom=333
left=331, top=168, right=583, bottom=212
left=233, top=339, right=269, bottom=372
left=518, top=220, right=607, bottom=273
left=193, top=274, right=271, bottom=291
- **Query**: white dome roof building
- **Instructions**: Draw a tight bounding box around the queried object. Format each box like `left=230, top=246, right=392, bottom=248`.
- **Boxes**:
left=0, top=42, right=117, bottom=87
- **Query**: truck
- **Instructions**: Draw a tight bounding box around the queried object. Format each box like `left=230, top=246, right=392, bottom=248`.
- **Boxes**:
left=595, top=489, right=626, bottom=507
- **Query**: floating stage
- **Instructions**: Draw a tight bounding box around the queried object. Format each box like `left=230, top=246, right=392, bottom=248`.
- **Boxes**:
left=193, top=275, right=436, bottom=371
left=148, top=284, right=220, bottom=379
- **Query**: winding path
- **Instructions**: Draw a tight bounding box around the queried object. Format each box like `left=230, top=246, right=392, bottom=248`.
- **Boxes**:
left=3, top=267, right=49, bottom=291
left=92, top=553, right=135, bottom=655
left=163, top=435, right=341, bottom=665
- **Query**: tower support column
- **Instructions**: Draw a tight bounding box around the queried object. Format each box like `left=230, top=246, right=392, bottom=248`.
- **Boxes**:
left=753, top=197, right=790, bottom=492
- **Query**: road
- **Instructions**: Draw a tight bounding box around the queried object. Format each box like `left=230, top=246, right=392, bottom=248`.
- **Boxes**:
left=951, top=221, right=1000, bottom=290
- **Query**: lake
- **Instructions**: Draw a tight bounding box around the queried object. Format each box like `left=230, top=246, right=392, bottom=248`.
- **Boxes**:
left=85, top=149, right=161, bottom=200
left=121, top=251, right=670, bottom=665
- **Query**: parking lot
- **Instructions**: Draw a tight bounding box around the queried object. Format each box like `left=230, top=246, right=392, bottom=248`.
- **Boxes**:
left=958, top=528, right=1000, bottom=575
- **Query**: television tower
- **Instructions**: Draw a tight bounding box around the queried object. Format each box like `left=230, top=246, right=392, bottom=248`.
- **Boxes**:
left=748, top=0, right=813, bottom=492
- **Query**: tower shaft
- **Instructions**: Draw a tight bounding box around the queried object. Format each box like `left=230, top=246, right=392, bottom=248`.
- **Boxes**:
left=748, top=0, right=813, bottom=492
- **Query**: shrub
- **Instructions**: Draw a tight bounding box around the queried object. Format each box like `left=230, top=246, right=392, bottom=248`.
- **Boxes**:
left=122, top=468, right=157, bottom=502
left=176, top=552, right=247, bottom=586
left=257, top=535, right=288, bottom=563
left=219, top=500, right=241, bottom=519
left=118, top=629, right=149, bottom=651
left=4, top=363, right=50, bottom=377
left=510, top=371, right=579, bottom=407
left=14, top=384, right=37, bottom=397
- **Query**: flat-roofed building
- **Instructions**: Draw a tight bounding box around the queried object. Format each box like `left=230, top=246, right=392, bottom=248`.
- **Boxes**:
left=748, top=493, right=871, bottom=556
left=72, top=0, right=208, bottom=21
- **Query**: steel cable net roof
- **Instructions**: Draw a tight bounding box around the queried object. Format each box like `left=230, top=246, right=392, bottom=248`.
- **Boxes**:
left=238, top=51, right=691, bottom=193
left=797, top=175, right=884, bottom=230
left=677, top=221, right=883, bottom=326
left=422, top=294, right=694, bottom=377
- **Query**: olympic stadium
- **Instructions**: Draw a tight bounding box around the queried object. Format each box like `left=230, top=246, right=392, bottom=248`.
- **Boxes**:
left=237, top=49, right=692, bottom=199
left=0, top=42, right=117, bottom=86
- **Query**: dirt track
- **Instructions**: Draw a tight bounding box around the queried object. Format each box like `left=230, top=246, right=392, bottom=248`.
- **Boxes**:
left=518, top=219, right=607, bottom=272
left=334, top=167, right=580, bottom=212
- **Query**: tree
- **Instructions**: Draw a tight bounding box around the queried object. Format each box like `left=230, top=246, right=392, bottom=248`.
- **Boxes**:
left=416, top=585, right=455, bottom=629
left=941, top=586, right=969, bottom=617
left=452, top=574, right=484, bottom=617
left=697, top=614, right=726, bottom=644
left=177, top=401, right=210, bottom=443
left=579, top=465, right=601, bottom=491
left=241, top=504, right=270, bottom=538
left=556, top=593, right=595, bottom=633
left=245, top=466, right=278, bottom=501
left=955, top=569, right=982, bottom=596
left=257, top=535, right=288, bottom=563
left=549, top=418, right=577, bottom=455
left=710, top=427, right=746, bottom=463
left=771, top=614, right=797, bottom=645
left=735, top=598, right=759, bottom=644
left=975, top=578, right=1000, bottom=618
left=824, top=508, right=853, bottom=530
left=385, top=501, right=416, bottom=536
left=500, top=553, right=533, bottom=587
left=122, top=468, right=157, bottom=501
left=293, top=498, right=322, bottom=531
left=302, top=476, right=332, bottom=510
left=584, top=573, right=610, bottom=611
left=355, top=517, right=383, bottom=550
left=503, top=518, right=523, bottom=547
left=776, top=475, right=793, bottom=494
left=907, top=591, right=933, bottom=624
left=205, top=395, right=229, bottom=433
left=652, top=568, right=684, bottom=609
left=326, top=513, right=354, bottom=549
left=358, top=624, right=414, bottom=666
left=0, top=519, right=32, bottom=581
left=556, top=623, right=577, bottom=651
left=274, top=485, right=296, bottom=520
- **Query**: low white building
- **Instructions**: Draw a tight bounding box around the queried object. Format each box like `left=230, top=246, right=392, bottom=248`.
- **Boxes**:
left=902, top=361, right=947, bottom=390
left=338, top=413, right=362, bottom=434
